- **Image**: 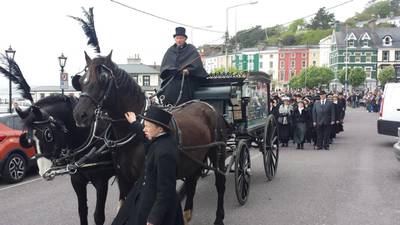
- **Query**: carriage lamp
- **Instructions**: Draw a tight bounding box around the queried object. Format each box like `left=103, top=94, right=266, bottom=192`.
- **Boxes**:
left=58, top=53, right=67, bottom=95
left=5, top=46, right=16, bottom=113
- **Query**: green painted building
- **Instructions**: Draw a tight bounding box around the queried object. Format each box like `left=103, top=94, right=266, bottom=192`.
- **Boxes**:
left=233, top=49, right=260, bottom=72
left=330, top=28, right=378, bottom=89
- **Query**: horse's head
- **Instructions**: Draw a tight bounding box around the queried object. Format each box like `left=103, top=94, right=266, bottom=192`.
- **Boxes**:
left=17, top=100, right=71, bottom=177
left=73, top=51, right=116, bottom=127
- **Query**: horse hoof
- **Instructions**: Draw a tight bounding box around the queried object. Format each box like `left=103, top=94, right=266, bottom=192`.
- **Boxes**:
left=214, top=221, right=224, bottom=225
left=183, top=210, right=192, bottom=223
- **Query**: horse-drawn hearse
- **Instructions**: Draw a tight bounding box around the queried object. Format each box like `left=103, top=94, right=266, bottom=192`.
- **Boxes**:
left=0, top=7, right=280, bottom=225
left=193, top=71, right=279, bottom=205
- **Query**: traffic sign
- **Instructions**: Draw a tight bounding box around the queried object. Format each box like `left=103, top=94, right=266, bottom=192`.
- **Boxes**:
left=60, top=72, right=69, bottom=89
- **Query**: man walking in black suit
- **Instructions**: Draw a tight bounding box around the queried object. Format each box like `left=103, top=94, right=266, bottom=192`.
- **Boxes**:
left=312, top=91, right=335, bottom=150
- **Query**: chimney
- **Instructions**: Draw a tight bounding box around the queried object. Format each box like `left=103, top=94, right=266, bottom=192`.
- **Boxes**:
left=127, top=54, right=141, bottom=64
left=368, top=18, right=376, bottom=31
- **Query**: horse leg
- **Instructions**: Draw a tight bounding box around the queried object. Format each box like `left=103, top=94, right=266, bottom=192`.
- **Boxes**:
left=71, top=174, right=89, bottom=225
left=213, top=149, right=226, bottom=225
left=92, top=176, right=109, bottom=225
left=183, top=175, right=200, bottom=224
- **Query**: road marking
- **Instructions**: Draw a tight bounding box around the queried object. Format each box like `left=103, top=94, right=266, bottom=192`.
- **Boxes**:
left=0, top=177, right=42, bottom=192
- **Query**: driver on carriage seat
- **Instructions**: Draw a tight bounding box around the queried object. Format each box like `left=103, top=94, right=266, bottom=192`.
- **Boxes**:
left=159, top=27, right=208, bottom=106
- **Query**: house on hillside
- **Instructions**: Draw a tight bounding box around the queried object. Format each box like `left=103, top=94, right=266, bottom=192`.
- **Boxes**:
left=374, top=28, right=400, bottom=81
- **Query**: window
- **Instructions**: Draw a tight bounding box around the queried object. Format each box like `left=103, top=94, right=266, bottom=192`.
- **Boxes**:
left=143, top=75, right=150, bottom=86
left=302, top=53, right=306, bottom=58
left=132, top=74, right=138, bottom=83
left=291, top=52, right=295, bottom=58
left=348, top=40, right=355, bottom=47
left=280, top=61, right=284, bottom=68
left=362, top=40, right=369, bottom=47
left=365, top=67, right=372, bottom=79
left=40, top=93, right=45, bottom=99
left=259, top=54, right=263, bottom=59
left=270, top=54, right=273, bottom=59
left=269, top=61, right=273, bottom=68
left=280, top=70, right=285, bottom=81
left=365, top=52, right=372, bottom=62
left=291, top=60, right=295, bottom=68
left=395, top=51, right=400, bottom=61
left=290, top=70, right=295, bottom=78
left=259, top=62, right=263, bottom=69
left=382, top=51, right=390, bottom=61
left=302, top=60, right=306, bottom=68
left=313, top=61, right=317, bottom=66
left=280, top=53, right=284, bottom=58
left=383, top=36, right=392, bottom=46
left=355, top=52, right=361, bottom=63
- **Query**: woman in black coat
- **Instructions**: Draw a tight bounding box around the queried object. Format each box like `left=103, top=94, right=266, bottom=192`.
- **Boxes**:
left=112, top=106, right=183, bottom=225
left=292, top=101, right=309, bottom=149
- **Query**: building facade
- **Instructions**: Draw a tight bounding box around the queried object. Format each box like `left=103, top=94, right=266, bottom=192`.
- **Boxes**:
left=259, top=47, right=279, bottom=90
left=330, top=28, right=378, bottom=90
left=319, top=35, right=332, bottom=67
left=308, top=46, right=320, bottom=67
left=375, top=28, right=400, bottom=81
left=118, top=55, right=160, bottom=97
left=278, top=46, right=309, bottom=87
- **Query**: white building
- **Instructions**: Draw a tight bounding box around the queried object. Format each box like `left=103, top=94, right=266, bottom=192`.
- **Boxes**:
left=375, top=28, right=400, bottom=81
left=319, top=35, right=332, bottom=67
left=259, top=47, right=279, bottom=90
left=31, top=86, right=80, bottom=102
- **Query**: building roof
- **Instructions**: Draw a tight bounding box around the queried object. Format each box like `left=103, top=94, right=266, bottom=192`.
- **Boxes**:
left=117, top=63, right=159, bottom=74
left=373, top=28, right=400, bottom=48
left=333, top=27, right=400, bottom=49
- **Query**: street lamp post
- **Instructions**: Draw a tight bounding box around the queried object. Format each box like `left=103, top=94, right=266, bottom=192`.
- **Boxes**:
left=58, top=53, right=67, bottom=95
left=5, top=46, right=16, bottom=113
left=225, top=1, right=258, bottom=73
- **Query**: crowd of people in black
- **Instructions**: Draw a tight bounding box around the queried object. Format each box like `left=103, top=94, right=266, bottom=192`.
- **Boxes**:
left=270, top=90, right=347, bottom=150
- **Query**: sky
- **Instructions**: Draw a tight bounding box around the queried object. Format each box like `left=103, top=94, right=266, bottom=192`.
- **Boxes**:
left=0, top=0, right=371, bottom=95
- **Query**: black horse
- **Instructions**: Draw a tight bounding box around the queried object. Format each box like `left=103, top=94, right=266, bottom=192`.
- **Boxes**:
left=0, top=56, right=115, bottom=225
left=17, top=95, right=115, bottom=225
left=72, top=52, right=228, bottom=225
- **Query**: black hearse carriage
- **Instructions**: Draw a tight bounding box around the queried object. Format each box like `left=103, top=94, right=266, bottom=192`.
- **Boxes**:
left=194, top=71, right=279, bottom=205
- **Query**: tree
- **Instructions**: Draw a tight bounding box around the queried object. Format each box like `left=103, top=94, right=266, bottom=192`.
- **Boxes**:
left=308, top=7, right=335, bottom=29
left=289, top=74, right=303, bottom=89
left=378, top=66, right=396, bottom=86
left=289, top=67, right=334, bottom=89
left=349, top=68, right=366, bottom=87
left=288, top=19, right=306, bottom=33
left=391, top=0, right=400, bottom=15
left=230, top=26, right=266, bottom=49
left=212, top=67, right=242, bottom=74
left=338, top=68, right=351, bottom=85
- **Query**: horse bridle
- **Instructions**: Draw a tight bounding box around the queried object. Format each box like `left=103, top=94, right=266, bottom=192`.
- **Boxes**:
left=80, top=64, right=119, bottom=110
left=30, top=115, right=69, bottom=160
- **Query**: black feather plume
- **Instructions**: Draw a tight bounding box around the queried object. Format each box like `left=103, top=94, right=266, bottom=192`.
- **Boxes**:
left=0, top=55, right=34, bottom=103
left=69, top=7, right=101, bottom=53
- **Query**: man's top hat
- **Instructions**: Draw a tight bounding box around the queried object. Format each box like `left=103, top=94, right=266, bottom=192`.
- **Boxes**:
left=173, top=27, right=187, bottom=38
left=140, top=106, right=172, bottom=131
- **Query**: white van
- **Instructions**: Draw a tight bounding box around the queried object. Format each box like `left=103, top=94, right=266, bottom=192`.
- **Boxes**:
left=377, top=83, right=400, bottom=136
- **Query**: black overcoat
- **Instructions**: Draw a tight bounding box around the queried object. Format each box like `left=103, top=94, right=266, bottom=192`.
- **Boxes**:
left=159, top=43, right=208, bottom=105
left=112, top=122, right=183, bottom=225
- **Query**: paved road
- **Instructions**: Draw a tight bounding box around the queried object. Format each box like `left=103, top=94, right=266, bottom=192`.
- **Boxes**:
left=0, top=108, right=399, bottom=225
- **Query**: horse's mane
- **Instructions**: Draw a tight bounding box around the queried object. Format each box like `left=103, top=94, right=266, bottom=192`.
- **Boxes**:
left=35, top=94, right=76, bottom=108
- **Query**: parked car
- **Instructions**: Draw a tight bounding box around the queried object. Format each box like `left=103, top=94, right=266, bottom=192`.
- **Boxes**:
left=394, top=128, right=400, bottom=161
left=377, top=83, right=400, bottom=136
left=0, top=114, right=36, bottom=183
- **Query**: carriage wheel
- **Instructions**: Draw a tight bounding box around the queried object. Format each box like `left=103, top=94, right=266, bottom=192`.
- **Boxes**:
left=234, top=140, right=251, bottom=205
left=263, top=115, right=280, bottom=181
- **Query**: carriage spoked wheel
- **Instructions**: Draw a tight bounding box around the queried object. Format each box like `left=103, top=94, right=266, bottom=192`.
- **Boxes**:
left=263, top=115, right=280, bottom=181
left=234, top=139, right=251, bottom=205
